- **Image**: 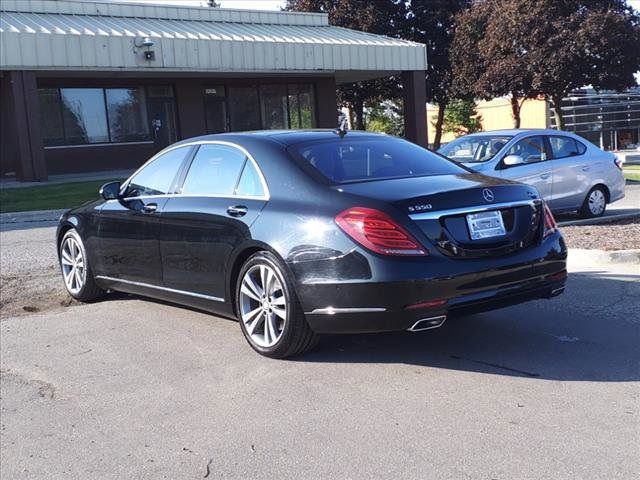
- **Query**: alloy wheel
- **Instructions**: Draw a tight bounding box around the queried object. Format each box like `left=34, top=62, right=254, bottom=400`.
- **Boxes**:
left=239, top=264, right=287, bottom=348
left=588, top=189, right=606, bottom=216
left=60, top=235, right=86, bottom=295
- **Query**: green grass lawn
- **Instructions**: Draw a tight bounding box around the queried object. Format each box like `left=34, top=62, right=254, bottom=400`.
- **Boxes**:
left=0, top=179, right=122, bottom=213
left=624, top=164, right=640, bottom=182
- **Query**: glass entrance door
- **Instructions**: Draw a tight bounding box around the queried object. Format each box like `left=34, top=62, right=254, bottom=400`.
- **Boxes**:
left=146, top=86, right=178, bottom=150
left=204, top=86, right=228, bottom=134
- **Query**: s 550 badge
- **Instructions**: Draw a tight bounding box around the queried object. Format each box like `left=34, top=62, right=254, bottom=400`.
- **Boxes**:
left=407, top=204, right=433, bottom=212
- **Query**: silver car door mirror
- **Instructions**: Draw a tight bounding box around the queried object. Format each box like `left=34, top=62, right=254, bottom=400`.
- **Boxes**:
left=503, top=154, right=525, bottom=167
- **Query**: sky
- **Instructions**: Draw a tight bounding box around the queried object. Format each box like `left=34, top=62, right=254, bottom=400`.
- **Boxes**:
left=116, top=0, right=640, bottom=11
left=112, top=0, right=286, bottom=9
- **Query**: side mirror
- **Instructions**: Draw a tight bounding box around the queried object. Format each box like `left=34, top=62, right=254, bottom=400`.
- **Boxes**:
left=503, top=154, right=525, bottom=167
left=100, top=181, right=121, bottom=200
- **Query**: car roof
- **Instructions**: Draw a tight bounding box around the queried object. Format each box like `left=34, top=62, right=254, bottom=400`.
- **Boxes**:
left=174, top=129, right=388, bottom=148
left=463, top=129, right=575, bottom=137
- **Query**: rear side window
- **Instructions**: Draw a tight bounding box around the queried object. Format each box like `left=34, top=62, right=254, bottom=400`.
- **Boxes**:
left=126, top=146, right=191, bottom=197
left=290, top=137, right=465, bottom=184
left=235, top=161, right=265, bottom=197
left=182, top=144, right=246, bottom=195
left=549, top=136, right=586, bottom=159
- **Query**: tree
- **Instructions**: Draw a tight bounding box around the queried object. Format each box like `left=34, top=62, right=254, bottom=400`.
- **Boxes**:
left=452, top=0, right=640, bottom=130
left=207, top=0, right=220, bottom=6
left=441, top=99, right=482, bottom=136
left=402, top=0, right=471, bottom=149
left=285, top=0, right=405, bottom=130
left=366, top=100, right=404, bottom=136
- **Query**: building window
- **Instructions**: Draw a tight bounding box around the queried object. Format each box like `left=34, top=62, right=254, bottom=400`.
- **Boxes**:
left=228, top=86, right=261, bottom=132
left=209, top=83, right=317, bottom=133
left=60, top=88, right=109, bottom=144
left=260, top=84, right=288, bottom=130
left=106, top=88, right=150, bottom=143
left=38, top=86, right=159, bottom=147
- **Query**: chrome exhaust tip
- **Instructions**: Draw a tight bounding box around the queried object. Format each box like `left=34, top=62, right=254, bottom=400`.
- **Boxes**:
left=407, top=315, right=447, bottom=332
left=550, top=287, right=565, bottom=297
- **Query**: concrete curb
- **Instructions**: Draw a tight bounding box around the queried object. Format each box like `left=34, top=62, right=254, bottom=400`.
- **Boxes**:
left=0, top=209, right=66, bottom=224
left=558, top=212, right=639, bottom=227
left=569, top=248, right=640, bottom=266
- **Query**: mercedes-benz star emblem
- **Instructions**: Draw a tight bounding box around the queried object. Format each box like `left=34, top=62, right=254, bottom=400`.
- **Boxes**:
left=482, top=188, right=495, bottom=202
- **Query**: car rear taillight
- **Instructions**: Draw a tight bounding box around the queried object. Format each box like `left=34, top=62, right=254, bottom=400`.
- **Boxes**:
left=335, top=207, right=427, bottom=256
left=614, top=156, right=624, bottom=170
left=543, top=203, right=557, bottom=238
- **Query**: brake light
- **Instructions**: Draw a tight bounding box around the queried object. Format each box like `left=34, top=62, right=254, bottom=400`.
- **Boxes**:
left=335, top=207, right=427, bottom=256
left=543, top=203, right=557, bottom=238
left=614, top=156, right=623, bottom=170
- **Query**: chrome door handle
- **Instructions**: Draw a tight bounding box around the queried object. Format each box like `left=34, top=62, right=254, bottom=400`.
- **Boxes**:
left=540, top=173, right=551, bottom=180
left=143, top=203, right=157, bottom=213
left=227, top=205, right=248, bottom=217
left=581, top=166, right=590, bottom=172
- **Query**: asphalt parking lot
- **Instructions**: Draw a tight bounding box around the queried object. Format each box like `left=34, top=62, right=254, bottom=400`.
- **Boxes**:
left=1, top=223, right=639, bottom=479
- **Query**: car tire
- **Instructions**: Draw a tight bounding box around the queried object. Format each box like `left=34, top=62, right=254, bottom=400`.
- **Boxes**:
left=59, top=229, right=105, bottom=302
left=579, top=186, right=607, bottom=218
left=236, top=251, right=318, bottom=358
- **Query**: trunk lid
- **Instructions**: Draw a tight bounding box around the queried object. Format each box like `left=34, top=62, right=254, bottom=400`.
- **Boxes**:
left=334, top=174, right=545, bottom=258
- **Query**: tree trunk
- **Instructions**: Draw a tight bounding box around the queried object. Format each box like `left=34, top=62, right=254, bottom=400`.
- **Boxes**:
left=551, top=95, right=565, bottom=130
left=510, top=95, right=521, bottom=129
left=352, top=100, right=365, bottom=130
left=433, top=101, right=447, bottom=150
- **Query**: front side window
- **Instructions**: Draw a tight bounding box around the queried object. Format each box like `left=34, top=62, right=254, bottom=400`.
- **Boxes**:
left=126, top=146, right=191, bottom=197
left=181, top=145, right=247, bottom=195
left=504, top=136, right=547, bottom=164
left=291, top=137, right=466, bottom=184
left=549, top=136, right=586, bottom=159
left=439, top=135, right=512, bottom=163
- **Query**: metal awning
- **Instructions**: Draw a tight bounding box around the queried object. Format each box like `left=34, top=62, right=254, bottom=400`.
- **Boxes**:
left=0, top=0, right=426, bottom=82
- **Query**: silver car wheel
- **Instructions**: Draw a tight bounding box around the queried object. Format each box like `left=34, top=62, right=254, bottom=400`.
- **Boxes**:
left=239, top=264, right=287, bottom=348
left=60, top=235, right=86, bottom=295
left=588, top=189, right=606, bottom=216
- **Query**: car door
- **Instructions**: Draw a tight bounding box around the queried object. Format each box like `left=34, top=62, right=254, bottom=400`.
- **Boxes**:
left=546, top=135, right=591, bottom=210
left=159, top=143, right=269, bottom=301
left=94, top=145, right=194, bottom=284
left=497, top=135, right=553, bottom=200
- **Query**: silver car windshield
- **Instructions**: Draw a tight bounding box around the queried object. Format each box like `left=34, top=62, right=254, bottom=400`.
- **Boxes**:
left=439, top=135, right=513, bottom=163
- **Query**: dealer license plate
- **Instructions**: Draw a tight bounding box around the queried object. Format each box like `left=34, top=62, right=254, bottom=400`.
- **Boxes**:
left=466, top=211, right=506, bottom=240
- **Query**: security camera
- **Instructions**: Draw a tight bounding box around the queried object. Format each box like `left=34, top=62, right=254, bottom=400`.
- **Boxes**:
left=142, top=37, right=155, bottom=48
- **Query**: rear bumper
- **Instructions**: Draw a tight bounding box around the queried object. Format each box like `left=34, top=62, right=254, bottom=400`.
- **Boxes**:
left=298, top=233, right=567, bottom=334
left=304, top=275, right=566, bottom=334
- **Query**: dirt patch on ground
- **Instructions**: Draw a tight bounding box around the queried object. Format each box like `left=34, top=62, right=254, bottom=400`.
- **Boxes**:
left=0, top=267, right=77, bottom=319
left=560, top=216, right=640, bottom=250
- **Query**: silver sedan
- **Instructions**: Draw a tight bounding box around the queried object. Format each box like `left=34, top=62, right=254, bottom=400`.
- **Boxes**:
left=439, top=129, right=626, bottom=218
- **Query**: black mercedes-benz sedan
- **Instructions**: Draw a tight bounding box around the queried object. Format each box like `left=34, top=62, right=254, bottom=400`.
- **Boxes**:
left=57, top=130, right=567, bottom=358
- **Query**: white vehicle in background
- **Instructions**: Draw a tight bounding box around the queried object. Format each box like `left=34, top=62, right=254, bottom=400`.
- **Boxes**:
left=439, top=129, right=626, bottom=218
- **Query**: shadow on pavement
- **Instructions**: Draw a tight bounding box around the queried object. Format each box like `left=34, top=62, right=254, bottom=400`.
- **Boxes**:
left=292, top=271, right=640, bottom=382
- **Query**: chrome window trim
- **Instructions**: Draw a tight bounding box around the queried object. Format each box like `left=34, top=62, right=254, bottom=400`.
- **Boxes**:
left=409, top=200, right=540, bottom=221
left=306, top=307, right=387, bottom=315
left=120, top=140, right=270, bottom=201
left=95, top=276, right=224, bottom=302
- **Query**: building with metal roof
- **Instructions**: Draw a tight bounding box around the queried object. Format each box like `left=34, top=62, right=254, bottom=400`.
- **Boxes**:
left=0, top=0, right=428, bottom=181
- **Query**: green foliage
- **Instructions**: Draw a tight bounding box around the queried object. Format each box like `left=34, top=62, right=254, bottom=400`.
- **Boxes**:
left=366, top=101, right=404, bottom=137
left=286, top=0, right=405, bottom=129
left=440, top=99, right=482, bottom=136
left=452, top=0, right=640, bottom=128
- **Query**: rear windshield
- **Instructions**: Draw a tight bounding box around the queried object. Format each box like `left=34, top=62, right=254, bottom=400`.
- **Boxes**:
left=289, top=137, right=466, bottom=184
